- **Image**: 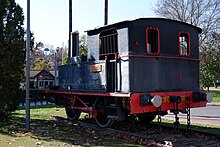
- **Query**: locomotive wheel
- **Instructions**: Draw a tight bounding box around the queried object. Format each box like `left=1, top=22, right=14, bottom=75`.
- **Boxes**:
left=65, top=107, right=81, bottom=121
left=137, top=114, right=156, bottom=124
left=94, top=98, right=114, bottom=127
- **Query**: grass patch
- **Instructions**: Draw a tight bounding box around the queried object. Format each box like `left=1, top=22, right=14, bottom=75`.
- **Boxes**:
left=18, top=104, right=59, bottom=110
left=209, top=89, right=220, bottom=102
left=153, top=118, right=220, bottom=134
left=0, top=105, right=138, bottom=146
left=1, top=105, right=219, bottom=146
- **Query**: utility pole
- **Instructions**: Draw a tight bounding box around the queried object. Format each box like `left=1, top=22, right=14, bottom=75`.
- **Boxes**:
left=54, top=48, right=59, bottom=85
left=25, top=0, right=31, bottom=130
left=68, top=0, right=72, bottom=62
left=104, top=0, right=108, bottom=25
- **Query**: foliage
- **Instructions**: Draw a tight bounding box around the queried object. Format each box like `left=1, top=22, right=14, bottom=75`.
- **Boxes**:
left=30, top=31, right=35, bottom=50
left=63, top=56, right=68, bottom=65
left=0, top=0, right=25, bottom=118
left=56, top=46, right=68, bottom=65
left=30, top=34, right=87, bottom=68
left=154, top=0, right=220, bottom=88
left=31, top=57, right=52, bottom=70
left=200, top=32, right=220, bottom=87
left=154, top=0, right=220, bottom=44
left=30, top=42, right=70, bottom=69
left=63, top=34, right=88, bottom=65
left=30, top=42, right=53, bottom=70
left=209, top=89, right=220, bottom=102
left=79, top=34, right=88, bottom=56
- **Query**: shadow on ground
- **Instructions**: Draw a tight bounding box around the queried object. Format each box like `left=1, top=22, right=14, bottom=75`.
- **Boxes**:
left=0, top=105, right=133, bottom=146
left=1, top=105, right=220, bottom=146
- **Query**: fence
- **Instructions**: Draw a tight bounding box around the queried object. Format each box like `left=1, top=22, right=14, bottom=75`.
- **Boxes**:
left=20, top=89, right=51, bottom=106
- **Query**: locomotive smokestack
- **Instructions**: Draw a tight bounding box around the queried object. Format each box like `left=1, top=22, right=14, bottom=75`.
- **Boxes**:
left=71, top=31, right=79, bottom=57
left=68, top=0, right=72, bottom=61
left=104, top=0, right=108, bottom=25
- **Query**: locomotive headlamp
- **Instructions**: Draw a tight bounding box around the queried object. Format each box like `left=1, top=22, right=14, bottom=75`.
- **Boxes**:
left=151, top=95, right=162, bottom=107
left=206, top=92, right=213, bottom=103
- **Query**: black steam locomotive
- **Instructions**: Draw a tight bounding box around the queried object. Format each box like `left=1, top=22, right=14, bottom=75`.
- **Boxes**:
left=43, top=18, right=212, bottom=127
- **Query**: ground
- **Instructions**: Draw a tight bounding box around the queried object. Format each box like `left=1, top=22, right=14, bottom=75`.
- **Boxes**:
left=209, top=88, right=220, bottom=102
left=1, top=88, right=220, bottom=146
left=0, top=105, right=140, bottom=147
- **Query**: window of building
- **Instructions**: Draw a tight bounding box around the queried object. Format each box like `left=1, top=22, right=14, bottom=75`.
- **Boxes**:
left=146, top=27, right=160, bottom=54
left=29, top=81, right=34, bottom=89
left=99, top=29, right=118, bottom=60
left=49, top=81, right=54, bottom=86
left=39, top=81, right=43, bottom=87
left=178, top=32, right=190, bottom=56
left=45, top=81, right=49, bottom=88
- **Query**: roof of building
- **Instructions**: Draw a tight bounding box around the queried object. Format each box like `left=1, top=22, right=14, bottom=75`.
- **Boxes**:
left=30, top=69, right=57, bottom=78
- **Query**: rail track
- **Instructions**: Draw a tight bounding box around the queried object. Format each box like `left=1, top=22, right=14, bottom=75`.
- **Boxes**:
left=50, top=115, right=220, bottom=146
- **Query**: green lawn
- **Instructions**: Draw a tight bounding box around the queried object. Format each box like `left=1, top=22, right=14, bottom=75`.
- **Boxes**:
left=153, top=118, right=220, bottom=135
left=1, top=104, right=219, bottom=146
left=0, top=105, right=139, bottom=147
left=208, top=89, right=220, bottom=102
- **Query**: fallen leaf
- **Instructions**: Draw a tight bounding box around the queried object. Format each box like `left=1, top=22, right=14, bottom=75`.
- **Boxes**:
left=83, top=142, right=90, bottom=146
left=35, top=141, right=43, bottom=145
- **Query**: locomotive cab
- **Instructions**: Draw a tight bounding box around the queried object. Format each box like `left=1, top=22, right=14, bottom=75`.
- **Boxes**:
left=86, top=18, right=201, bottom=93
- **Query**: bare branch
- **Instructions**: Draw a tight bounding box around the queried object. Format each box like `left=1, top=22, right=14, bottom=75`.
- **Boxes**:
left=154, top=0, right=220, bottom=46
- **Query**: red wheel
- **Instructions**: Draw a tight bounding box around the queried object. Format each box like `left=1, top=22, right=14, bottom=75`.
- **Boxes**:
left=65, top=96, right=82, bottom=120
left=65, top=107, right=81, bottom=121
left=94, top=98, right=114, bottom=127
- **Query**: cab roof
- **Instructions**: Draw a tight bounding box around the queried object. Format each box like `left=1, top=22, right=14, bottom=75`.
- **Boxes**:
left=86, top=17, right=202, bottom=35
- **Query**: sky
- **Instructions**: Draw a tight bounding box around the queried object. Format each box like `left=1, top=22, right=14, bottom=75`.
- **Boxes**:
left=15, top=0, right=156, bottom=48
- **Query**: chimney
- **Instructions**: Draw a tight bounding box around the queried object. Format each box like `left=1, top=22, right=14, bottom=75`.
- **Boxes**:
left=71, top=31, right=79, bottom=57
left=68, top=0, right=72, bottom=61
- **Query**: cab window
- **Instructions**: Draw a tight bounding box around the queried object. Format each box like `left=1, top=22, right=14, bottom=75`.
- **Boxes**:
left=99, top=29, right=118, bottom=60
left=146, top=27, right=160, bottom=55
left=178, top=32, right=190, bottom=56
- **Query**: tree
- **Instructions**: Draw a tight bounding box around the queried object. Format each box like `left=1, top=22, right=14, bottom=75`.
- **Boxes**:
left=200, top=32, right=220, bottom=88
left=63, top=56, right=69, bottom=65
left=31, top=57, right=52, bottom=70
left=63, top=34, right=88, bottom=65
left=30, top=42, right=53, bottom=70
left=56, top=46, right=68, bottom=66
left=79, top=34, right=88, bottom=56
left=154, top=0, right=220, bottom=88
left=0, top=0, right=25, bottom=118
left=154, top=0, right=220, bottom=43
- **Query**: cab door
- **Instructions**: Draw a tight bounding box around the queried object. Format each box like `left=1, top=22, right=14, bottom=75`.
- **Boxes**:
left=99, top=29, right=119, bottom=92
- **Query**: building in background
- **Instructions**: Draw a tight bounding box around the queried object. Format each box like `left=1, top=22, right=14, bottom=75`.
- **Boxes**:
left=29, top=69, right=57, bottom=89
